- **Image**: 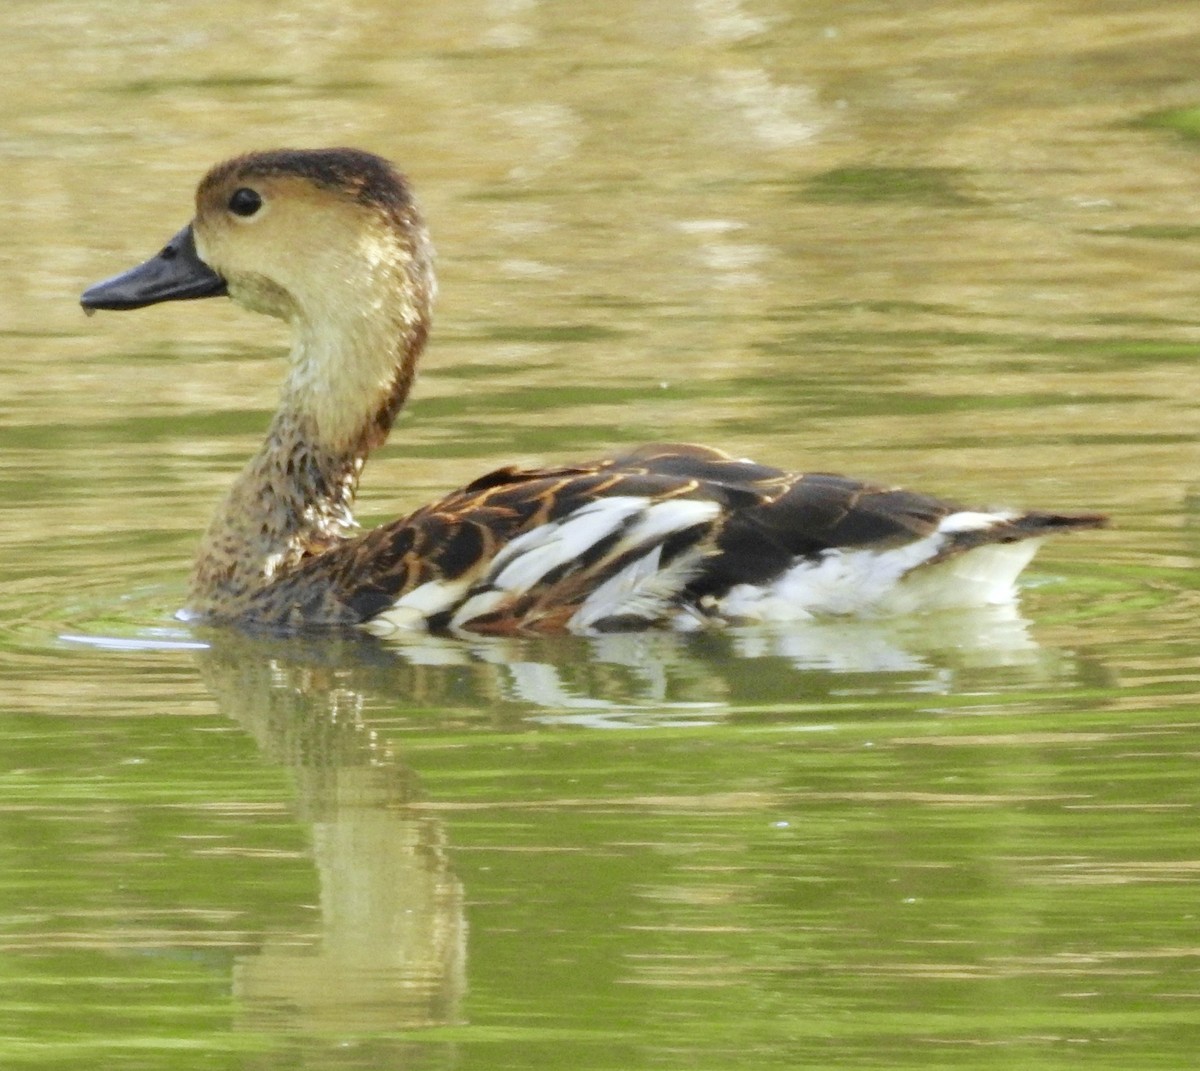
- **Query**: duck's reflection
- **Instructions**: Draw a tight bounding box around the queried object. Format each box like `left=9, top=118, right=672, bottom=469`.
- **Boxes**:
left=188, top=601, right=1077, bottom=1032
left=364, top=600, right=1063, bottom=725
left=197, top=632, right=466, bottom=1032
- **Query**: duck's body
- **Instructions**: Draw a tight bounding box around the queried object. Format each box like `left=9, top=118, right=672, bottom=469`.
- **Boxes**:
left=81, top=148, right=1105, bottom=634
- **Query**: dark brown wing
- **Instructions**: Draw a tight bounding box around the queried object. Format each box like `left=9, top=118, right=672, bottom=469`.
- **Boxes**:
left=248, top=443, right=1105, bottom=631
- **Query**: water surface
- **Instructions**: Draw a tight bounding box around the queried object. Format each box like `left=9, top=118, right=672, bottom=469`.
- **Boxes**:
left=2, top=2, right=1200, bottom=1068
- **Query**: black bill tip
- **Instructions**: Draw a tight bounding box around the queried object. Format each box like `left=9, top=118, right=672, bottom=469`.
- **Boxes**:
left=81, top=224, right=227, bottom=312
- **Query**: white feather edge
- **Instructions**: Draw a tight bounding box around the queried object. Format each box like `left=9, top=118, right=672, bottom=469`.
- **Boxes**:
left=368, top=496, right=721, bottom=633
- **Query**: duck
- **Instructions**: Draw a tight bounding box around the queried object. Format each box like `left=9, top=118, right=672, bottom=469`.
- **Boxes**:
left=81, top=148, right=1106, bottom=635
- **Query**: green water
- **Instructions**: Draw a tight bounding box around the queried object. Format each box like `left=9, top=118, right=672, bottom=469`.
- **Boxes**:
left=3, top=1, right=1200, bottom=1067
left=6, top=626, right=1199, bottom=1069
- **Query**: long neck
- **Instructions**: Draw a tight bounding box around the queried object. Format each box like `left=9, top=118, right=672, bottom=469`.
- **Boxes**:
left=187, top=288, right=428, bottom=622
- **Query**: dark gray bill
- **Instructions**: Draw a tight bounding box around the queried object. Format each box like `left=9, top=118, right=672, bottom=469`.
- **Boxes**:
left=81, top=224, right=226, bottom=311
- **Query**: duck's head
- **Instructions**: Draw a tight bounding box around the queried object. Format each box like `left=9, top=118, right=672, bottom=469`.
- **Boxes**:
left=82, top=148, right=436, bottom=450
left=83, top=147, right=433, bottom=323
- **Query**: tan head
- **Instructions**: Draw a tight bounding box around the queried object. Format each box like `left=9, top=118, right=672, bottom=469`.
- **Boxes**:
left=83, top=148, right=437, bottom=453
left=192, top=149, right=434, bottom=328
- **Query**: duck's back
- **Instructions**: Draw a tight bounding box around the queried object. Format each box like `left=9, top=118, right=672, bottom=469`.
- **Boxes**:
left=241, top=443, right=1102, bottom=633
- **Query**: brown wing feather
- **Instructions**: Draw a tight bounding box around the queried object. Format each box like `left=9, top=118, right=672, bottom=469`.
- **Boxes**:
left=241, top=443, right=1104, bottom=630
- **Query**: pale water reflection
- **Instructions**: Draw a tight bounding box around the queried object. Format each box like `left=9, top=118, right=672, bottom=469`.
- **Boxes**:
left=197, top=636, right=466, bottom=1034
left=4, top=0, right=1200, bottom=1068
left=64, top=597, right=1086, bottom=720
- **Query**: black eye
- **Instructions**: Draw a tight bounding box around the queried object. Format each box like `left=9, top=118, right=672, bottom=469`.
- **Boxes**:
left=228, top=188, right=262, bottom=217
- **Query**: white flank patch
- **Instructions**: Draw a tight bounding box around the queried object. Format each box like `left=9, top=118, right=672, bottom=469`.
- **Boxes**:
left=570, top=544, right=711, bottom=631
left=448, top=586, right=512, bottom=631
left=368, top=575, right=474, bottom=633
left=487, top=497, right=649, bottom=593
left=718, top=531, right=948, bottom=620
left=571, top=545, right=661, bottom=626
left=483, top=496, right=718, bottom=597
left=716, top=509, right=1040, bottom=622
left=568, top=500, right=721, bottom=631
left=609, top=498, right=721, bottom=556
